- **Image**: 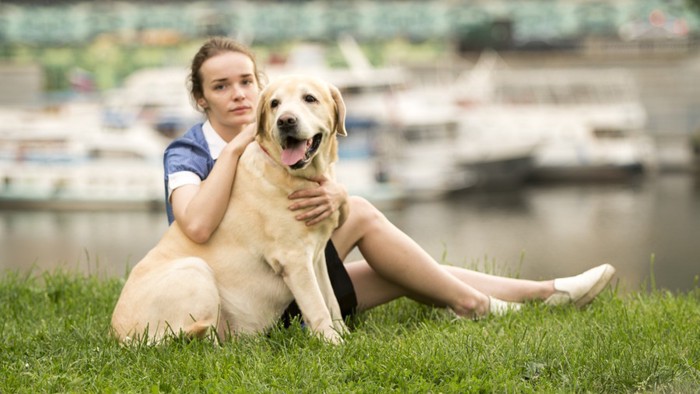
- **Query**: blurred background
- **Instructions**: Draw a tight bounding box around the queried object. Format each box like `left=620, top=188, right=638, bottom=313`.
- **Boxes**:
left=1, top=0, right=699, bottom=292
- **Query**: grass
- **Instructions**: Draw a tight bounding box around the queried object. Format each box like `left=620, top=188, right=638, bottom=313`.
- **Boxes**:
left=1, top=269, right=699, bottom=393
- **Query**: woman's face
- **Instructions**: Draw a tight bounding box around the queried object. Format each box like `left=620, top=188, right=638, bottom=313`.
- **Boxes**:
left=198, top=51, right=259, bottom=138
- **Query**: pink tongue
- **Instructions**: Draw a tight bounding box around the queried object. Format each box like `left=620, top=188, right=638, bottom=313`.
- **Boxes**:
left=281, top=140, right=308, bottom=166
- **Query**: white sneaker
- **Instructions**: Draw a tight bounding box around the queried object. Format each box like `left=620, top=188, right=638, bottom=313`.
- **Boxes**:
left=448, top=297, right=522, bottom=320
left=489, top=296, right=523, bottom=316
left=545, top=264, right=616, bottom=308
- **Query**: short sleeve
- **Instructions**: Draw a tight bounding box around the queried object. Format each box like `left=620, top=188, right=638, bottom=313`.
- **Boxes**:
left=167, top=171, right=201, bottom=198
left=164, top=137, right=211, bottom=181
left=163, top=124, right=214, bottom=223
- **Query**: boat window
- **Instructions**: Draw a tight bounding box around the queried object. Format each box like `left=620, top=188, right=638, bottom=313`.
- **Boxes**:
left=89, top=149, right=144, bottom=159
left=402, top=125, right=455, bottom=142
left=593, top=128, right=625, bottom=139
left=494, top=76, right=635, bottom=106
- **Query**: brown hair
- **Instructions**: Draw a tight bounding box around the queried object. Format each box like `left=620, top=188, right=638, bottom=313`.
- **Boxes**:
left=187, top=37, right=266, bottom=112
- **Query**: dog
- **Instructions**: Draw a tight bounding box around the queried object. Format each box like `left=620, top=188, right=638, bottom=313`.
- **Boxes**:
left=111, top=75, right=348, bottom=344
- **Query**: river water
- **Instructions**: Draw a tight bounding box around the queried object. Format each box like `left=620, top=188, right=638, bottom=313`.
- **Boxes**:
left=1, top=173, right=698, bottom=293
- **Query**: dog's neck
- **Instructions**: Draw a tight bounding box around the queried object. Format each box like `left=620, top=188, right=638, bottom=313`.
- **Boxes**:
left=258, top=142, right=274, bottom=163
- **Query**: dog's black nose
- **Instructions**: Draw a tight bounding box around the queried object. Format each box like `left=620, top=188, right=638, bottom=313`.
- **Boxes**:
left=277, top=114, right=297, bottom=128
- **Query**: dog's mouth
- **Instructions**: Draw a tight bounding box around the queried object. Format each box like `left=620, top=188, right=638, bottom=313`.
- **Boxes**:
left=281, top=133, right=323, bottom=169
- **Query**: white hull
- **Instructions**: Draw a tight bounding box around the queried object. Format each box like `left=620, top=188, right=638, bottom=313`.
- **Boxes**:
left=452, top=51, right=656, bottom=182
left=0, top=159, right=164, bottom=210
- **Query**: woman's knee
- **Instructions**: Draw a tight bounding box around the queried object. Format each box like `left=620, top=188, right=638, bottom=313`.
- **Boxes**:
left=347, top=196, right=386, bottom=230
left=331, top=196, right=387, bottom=258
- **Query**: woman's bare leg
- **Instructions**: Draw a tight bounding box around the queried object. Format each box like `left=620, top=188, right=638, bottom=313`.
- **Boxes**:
left=344, top=260, right=554, bottom=312
left=332, top=197, right=522, bottom=317
left=342, top=260, right=406, bottom=311
left=442, top=266, right=554, bottom=302
left=331, top=197, right=557, bottom=314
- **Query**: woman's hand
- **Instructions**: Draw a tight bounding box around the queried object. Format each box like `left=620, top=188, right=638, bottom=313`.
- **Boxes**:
left=288, top=176, right=348, bottom=226
left=225, top=123, right=256, bottom=156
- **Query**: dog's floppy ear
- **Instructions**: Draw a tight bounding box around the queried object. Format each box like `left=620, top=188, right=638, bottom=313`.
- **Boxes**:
left=329, top=84, right=347, bottom=137
left=256, top=86, right=271, bottom=137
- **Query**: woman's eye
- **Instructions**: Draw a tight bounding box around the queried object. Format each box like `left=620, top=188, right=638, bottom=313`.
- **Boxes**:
left=270, top=99, right=279, bottom=108
left=304, top=94, right=317, bottom=103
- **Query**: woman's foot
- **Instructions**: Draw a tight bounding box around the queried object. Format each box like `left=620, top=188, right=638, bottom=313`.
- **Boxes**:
left=545, top=264, right=616, bottom=307
left=489, top=296, right=522, bottom=316
left=449, top=296, right=521, bottom=320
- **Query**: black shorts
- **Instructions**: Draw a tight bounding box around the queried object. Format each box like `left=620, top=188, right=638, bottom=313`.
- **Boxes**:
left=280, top=240, right=357, bottom=327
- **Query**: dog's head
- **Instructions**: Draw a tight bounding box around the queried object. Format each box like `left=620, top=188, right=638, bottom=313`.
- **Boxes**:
left=256, top=75, right=346, bottom=177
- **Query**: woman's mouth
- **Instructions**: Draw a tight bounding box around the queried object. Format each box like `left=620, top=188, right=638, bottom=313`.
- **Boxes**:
left=230, top=106, right=250, bottom=114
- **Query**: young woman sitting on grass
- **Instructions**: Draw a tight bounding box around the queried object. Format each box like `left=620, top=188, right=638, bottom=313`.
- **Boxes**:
left=163, top=36, right=616, bottom=325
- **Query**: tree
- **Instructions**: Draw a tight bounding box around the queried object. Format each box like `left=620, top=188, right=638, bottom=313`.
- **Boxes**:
left=688, top=0, right=700, bottom=13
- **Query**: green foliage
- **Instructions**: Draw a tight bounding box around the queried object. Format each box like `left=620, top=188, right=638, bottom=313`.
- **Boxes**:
left=688, top=0, right=700, bottom=13
left=1, top=270, right=699, bottom=392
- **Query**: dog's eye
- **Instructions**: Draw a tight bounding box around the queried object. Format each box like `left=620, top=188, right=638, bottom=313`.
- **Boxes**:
left=304, top=94, right=317, bottom=103
left=270, top=99, right=280, bottom=108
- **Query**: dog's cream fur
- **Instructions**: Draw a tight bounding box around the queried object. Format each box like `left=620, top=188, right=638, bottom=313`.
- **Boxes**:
left=111, top=76, right=348, bottom=344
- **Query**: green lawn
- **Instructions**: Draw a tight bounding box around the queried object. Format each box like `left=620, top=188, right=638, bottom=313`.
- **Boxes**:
left=1, top=269, right=698, bottom=393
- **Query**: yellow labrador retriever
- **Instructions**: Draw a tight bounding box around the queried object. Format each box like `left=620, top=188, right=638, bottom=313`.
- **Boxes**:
left=111, top=75, right=348, bottom=344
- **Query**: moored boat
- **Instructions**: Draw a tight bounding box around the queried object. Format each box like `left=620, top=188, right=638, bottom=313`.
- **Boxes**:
left=451, top=51, right=656, bottom=182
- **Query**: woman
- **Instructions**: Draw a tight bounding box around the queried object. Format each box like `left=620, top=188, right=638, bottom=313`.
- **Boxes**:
left=164, top=36, right=615, bottom=323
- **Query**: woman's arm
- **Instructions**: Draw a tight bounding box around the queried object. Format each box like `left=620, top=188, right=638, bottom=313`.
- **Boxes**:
left=171, top=126, right=255, bottom=243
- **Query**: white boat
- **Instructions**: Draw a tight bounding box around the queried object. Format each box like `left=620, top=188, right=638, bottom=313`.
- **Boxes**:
left=0, top=110, right=168, bottom=209
left=383, top=91, right=477, bottom=199
left=0, top=157, right=164, bottom=210
left=452, top=51, right=656, bottom=181
left=101, top=67, right=203, bottom=138
left=0, top=65, right=211, bottom=209
left=456, top=108, right=539, bottom=188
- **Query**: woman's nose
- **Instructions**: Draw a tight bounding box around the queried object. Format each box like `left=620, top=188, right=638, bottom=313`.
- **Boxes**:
left=232, top=85, right=245, bottom=100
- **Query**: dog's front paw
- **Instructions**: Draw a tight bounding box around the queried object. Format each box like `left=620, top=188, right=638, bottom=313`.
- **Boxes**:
left=317, top=326, right=344, bottom=345
left=323, top=330, right=345, bottom=345
left=333, top=319, right=349, bottom=336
